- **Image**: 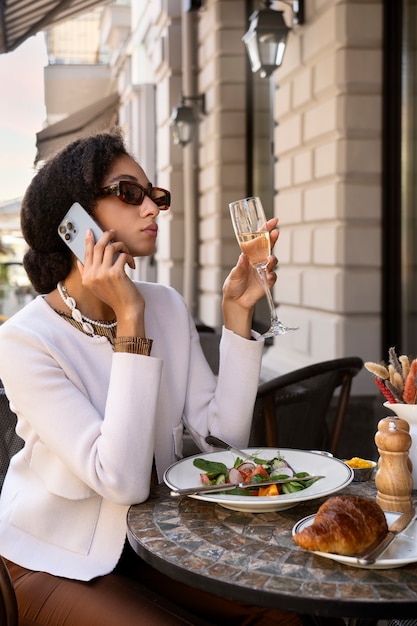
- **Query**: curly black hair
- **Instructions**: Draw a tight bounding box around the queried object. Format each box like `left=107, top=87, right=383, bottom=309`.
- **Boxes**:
left=21, top=129, right=130, bottom=294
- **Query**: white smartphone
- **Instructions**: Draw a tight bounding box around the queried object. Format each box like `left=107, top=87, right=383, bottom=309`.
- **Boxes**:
left=58, top=202, right=107, bottom=263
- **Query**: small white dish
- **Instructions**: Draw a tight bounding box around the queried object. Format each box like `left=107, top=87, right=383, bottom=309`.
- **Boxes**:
left=292, top=511, right=417, bottom=569
left=164, top=448, right=354, bottom=513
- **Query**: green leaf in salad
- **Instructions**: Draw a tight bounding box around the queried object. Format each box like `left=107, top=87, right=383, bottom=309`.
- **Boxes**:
left=281, top=474, right=321, bottom=494
left=281, top=481, right=306, bottom=494
left=251, top=456, right=270, bottom=465
left=193, top=458, right=228, bottom=479
left=248, top=473, right=270, bottom=484
left=215, top=474, right=226, bottom=484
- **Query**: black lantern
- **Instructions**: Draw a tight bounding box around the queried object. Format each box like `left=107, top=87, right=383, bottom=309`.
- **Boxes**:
left=242, top=1, right=304, bottom=78
left=171, top=94, right=206, bottom=147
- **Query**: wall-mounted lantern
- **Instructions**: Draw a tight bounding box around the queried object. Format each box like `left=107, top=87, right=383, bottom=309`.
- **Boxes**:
left=171, top=94, right=206, bottom=147
left=242, top=0, right=304, bottom=78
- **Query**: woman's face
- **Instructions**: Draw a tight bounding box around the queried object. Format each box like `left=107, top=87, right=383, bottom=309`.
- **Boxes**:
left=93, top=154, right=166, bottom=258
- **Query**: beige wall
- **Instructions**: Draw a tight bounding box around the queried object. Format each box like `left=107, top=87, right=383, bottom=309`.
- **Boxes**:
left=198, top=0, right=249, bottom=327
left=109, top=0, right=384, bottom=395
left=121, top=1, right=187, bottom=294
left=260, top=0, right=383, bottom=395
left=18, top=0, right=385, bottom=396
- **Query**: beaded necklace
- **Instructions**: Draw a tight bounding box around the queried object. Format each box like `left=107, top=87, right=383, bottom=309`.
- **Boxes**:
left=57, top=281, right=117, bottom=338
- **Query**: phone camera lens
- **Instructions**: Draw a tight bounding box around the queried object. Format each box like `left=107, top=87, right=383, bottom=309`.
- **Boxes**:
left=64, top=233, right=71, bottom=241
left=67, top=221, right=73, bottom=230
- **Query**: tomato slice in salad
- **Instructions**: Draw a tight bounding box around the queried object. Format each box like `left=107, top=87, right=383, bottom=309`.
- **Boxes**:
left=246, top=465, right=269, bottom=482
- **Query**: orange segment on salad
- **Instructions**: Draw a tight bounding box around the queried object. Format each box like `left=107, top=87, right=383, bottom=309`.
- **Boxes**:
left=258, top=484, right=280, bottom=497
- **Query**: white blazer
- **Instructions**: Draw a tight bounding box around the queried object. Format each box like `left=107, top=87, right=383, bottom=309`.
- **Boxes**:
left=0, top=282, right=264, bottom=580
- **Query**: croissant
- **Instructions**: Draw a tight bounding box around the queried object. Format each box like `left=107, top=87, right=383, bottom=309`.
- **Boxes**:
left=293, top=495, right=388, bottom=556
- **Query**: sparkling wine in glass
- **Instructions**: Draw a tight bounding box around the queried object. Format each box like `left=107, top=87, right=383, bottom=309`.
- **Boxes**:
left=229, top=196, right=298, bottom=338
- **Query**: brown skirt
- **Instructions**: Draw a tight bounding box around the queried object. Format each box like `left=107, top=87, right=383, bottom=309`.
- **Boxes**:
left=4, top=541, right=306, bottom=626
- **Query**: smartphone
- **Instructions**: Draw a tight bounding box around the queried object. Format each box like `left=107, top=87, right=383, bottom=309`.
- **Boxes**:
left=58, top=202, right=107, bottom=263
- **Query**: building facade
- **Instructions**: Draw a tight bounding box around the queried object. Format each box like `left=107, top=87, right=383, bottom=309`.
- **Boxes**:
left=108, top=0, right=384, bottom=396
left=32, top=0, right=416, bottom=410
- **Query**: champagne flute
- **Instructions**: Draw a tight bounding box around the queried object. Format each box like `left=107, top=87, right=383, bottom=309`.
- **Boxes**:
left=229, top=196, right=298, bottom=338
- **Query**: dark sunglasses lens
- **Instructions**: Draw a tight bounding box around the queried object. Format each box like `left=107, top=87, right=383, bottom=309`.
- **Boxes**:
left=151, top=188, right=171, bottom=210
left=119, top=181, right=145, bottom=205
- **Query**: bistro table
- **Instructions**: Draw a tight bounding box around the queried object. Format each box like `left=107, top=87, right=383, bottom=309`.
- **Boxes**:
left=127, top=480, right=417, bottom=623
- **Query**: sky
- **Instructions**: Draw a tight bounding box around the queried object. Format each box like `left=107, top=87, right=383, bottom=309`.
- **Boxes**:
left=0, top=33, right=48, bottom=203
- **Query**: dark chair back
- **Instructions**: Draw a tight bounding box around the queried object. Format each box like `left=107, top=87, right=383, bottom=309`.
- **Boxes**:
left=0, top=386, right=23, bottom=492
left=250, top=357, right=363, bottom=455
left=0, top=383, right=21, bottom=626
left=198, top=332, right=221, bottom=375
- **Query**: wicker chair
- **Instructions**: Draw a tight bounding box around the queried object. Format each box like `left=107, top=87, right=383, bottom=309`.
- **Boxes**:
left=249, top=357, right=363, bottom=456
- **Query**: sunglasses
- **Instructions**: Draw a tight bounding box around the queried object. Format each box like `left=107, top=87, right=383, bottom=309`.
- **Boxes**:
left=99, top=181, right=171, bottom=210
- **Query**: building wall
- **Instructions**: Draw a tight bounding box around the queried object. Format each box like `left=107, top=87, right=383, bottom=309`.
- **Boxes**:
left=121, top=0, right=383, bottom=396
left=195, top=0, right=382, bottom=396
left=121, top=0, right=187, bottom=293
left=198, top=0, right=248, bottom=328
left=40, top=0, right=384, bottom=399
left=263, top=0, right=383, bottom=395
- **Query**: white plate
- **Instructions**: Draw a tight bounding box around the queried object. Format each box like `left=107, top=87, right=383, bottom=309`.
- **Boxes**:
left=292, top=511, right=417, bottom=569
left=164, top=448, right=353, bottom=512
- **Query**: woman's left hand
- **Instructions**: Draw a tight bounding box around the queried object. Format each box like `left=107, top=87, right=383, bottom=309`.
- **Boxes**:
left=222, top=218, right=279, bottom=338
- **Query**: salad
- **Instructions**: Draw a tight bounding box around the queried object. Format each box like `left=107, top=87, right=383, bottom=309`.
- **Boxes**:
left=193, top=452, right=317, bottom=497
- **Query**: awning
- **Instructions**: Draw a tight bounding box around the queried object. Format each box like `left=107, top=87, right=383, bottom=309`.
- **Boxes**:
left=0, top=0, right=110, bottom=54
left=35, top=92, right=119, bottom=162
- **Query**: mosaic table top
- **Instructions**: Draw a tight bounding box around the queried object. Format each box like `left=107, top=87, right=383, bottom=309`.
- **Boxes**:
left=127, top=481, right=417, bottom=620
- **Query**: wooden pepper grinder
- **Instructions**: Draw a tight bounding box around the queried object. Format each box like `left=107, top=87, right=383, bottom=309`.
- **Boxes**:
left=374, top=418, right=413, bottom=514
left=377, top=416, right=413, bottom=475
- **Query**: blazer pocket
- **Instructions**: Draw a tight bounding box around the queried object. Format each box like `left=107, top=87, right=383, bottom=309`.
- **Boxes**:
left=10, top=488, right=101, bottom=555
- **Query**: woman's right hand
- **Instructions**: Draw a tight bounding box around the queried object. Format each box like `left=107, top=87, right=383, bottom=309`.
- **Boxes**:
left=79, top=228, right=146, bottom=336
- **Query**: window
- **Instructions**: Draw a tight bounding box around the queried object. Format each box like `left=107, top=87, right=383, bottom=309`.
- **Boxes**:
left=400, top=0, right=417, bottom=351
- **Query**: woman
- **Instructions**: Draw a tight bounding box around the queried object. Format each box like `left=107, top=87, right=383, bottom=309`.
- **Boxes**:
left=0, top=130, right=301, bottom=625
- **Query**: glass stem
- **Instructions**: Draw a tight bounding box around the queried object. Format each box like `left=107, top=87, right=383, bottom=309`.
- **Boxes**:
left=256, top=267, right=278, bottom=324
